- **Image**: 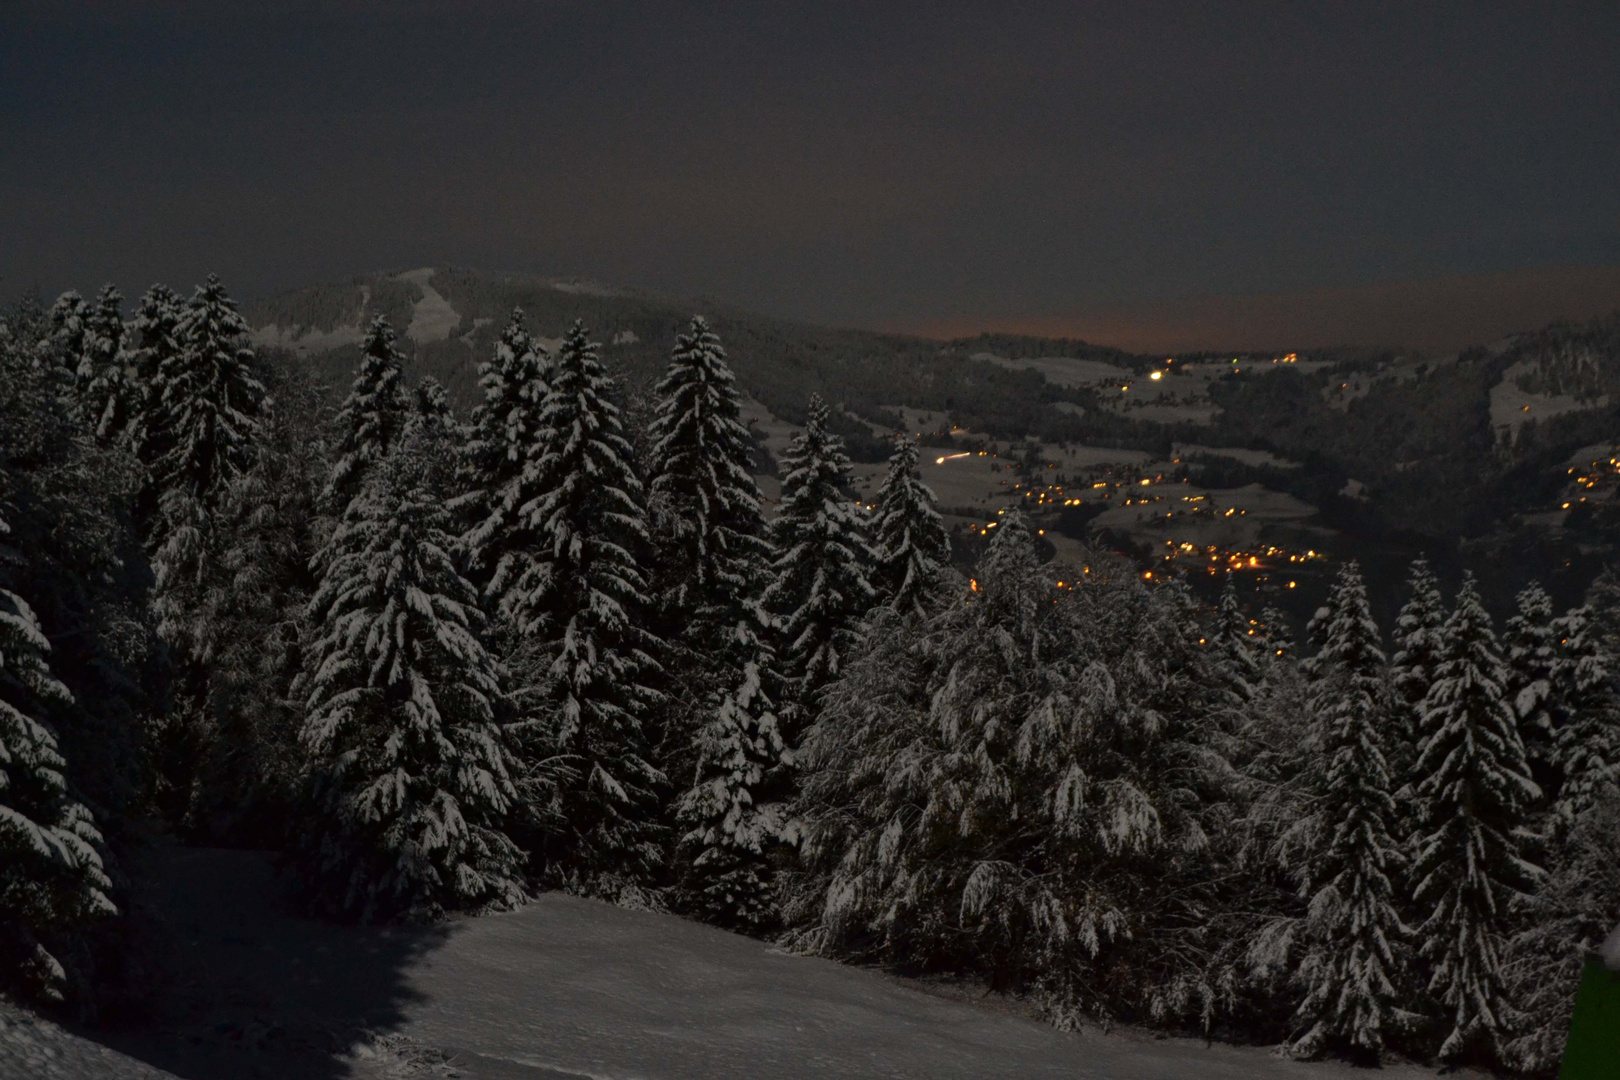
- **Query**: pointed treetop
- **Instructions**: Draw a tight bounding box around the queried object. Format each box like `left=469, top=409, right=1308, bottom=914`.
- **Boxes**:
left=872, top=435, right=950, bottom=616
left=324, top=315, right=410, bottom=508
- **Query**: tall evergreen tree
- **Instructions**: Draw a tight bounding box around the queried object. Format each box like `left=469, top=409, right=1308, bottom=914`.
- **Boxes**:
left=45, top=291, right=88, bottom=403
left=496, top=320, right=664, bottom=898
left=323, top=316, right=409, bottom=510
left=294, top=441, right=525, bottom=923
left=1286, top=562, right=1410, bottom=1061
left=149, top=275, right=267, bottom=512
left=1548, top=604, right=1620, bottom=828
left=460, top=308, right=549, bottom=592
left=1389, top=558, right=1446, bottom=795
left=790, top=515, right=1222, bottom=1025
left=0, top=509, right=116, bottom=1003
left=647, top=315, right=771, bottom=650
left=1503, top=581, right=1560, bottom=797
left=143, top=276, right=269, bottom=826
left=675, top=636, right=794, bottom=931
left=80, top=285, right=132, bottom=442
left=1410, top=574, right=1541, bottom=1064
left=126, top=283, right=184, bottom=471
left=408, top=375, right=456, bottom=443
left=761, top=395, right=876, bottom=702
left=871, top=435, right=949, bottom=617
left=1210, top=577, right=1261, bottom=704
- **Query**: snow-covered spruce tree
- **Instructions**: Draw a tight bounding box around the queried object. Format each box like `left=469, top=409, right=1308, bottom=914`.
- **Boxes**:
left=1410, top=573, right=1542, bottom=1065
left=80, top=285, right=132, bottom=443
left=323, top=316, right=409, bottom=511
left=1502, top=788, right=1620, bottom=1074
left=458, top=308, right=549, bottom=589
left=871, top=435, right=950, bottom=617
left=0, top=298, right=150, bottom=859
left=1547, top=603, right=1620, bottom=829
left=0, top=508, right=116, bottom=1003
left=148, top=275, right=267, bottom=514
left=125, top=283, right=184, bottom=475
left=143, top=276, right=269, bottom=825
left=646, top=315, right=771, bottom=652
left=185, top=364, right=328, bottom=845
left=45, top=291, right=88, bottom=404
left=407, top=375, right=456, bottom=443
left=674, top=635, right=794, bottom=931
left=1276, top=561, right=1411, bottom=1061
left=1504, top=581, right=1561, bottom=796
left=1256, top=604, right=1294, bottom=660
left=1210, top=577, right=1261, bottom=704
left=1389, top=558, right=1446, bottom=802
left=493, top=320, right=665, bottom=899
left=788, top=516, right=1224, bottom=1027
left=1501, top=587, right=1620, bottom=1074
left=761, top=395, right=877, bottom=703
left=294, top=438, right=525, bottom=923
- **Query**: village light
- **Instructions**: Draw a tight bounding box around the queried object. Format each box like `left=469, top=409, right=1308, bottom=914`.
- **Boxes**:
left=1149, top=371, right=1163, bottom=381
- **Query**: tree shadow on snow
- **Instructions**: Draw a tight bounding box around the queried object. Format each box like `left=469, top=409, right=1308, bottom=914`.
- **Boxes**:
left=84, top=845, right=459, bottom=1080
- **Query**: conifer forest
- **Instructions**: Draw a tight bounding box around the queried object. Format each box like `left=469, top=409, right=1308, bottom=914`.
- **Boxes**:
left=2, top=277, right=1616, bottom=1077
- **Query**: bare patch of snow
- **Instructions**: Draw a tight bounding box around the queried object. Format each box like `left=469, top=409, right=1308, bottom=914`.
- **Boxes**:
left=611, top=329, right=639, bottom=345
left=971, top=352, right=1134, bottom=388
left=550, top=279, right=621, bottom=297
left=395, top=268, right=462, bottom=344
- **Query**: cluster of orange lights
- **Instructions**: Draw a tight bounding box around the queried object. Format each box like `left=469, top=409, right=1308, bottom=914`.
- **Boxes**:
left=1560, top=455, right=1620, bottom=511
left=1157, top=540, right=1323, bottom=581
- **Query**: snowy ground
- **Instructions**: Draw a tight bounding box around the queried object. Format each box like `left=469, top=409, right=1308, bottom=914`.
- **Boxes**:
left=10, top=847, right=1481, bottom=1080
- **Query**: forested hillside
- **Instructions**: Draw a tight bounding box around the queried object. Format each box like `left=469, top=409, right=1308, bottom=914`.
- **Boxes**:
left=2, top=272, right=1617, bottom=1076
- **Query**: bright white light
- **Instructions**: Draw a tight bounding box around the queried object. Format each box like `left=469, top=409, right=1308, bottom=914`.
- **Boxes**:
left=1149, top=371, right=1163, bottom=381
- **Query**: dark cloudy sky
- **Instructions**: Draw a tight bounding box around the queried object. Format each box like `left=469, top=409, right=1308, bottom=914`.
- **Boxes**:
left=4, top=1, right=1618, bottom=352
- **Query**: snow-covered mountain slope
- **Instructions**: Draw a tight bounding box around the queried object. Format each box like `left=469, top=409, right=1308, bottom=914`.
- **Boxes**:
left=59, top=847, right=1476, bottom=1080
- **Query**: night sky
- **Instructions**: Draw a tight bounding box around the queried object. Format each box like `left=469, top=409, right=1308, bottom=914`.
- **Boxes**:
left=4, top=1, right=1617, bottom=353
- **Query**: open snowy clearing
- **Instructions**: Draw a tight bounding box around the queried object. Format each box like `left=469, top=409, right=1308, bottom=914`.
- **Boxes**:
left=21, top=847, right=1473, bottom=1080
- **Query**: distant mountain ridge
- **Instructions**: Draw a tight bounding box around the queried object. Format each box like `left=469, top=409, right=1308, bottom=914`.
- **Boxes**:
left=242, top=266, right=1620, bottom=622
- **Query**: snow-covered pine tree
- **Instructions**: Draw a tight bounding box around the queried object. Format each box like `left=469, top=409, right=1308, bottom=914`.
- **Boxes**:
left=675, top=636, right=794, bottom=931
left=125, top=283, right=184, bottom=471
left=407, top=375, right=456, bottom=443
left=323, top=316, right=409, bottom=510
left=1285, top=561, right=1410, bottom=1061
left=1253, top=604, right=1294, bottom=660
left=294, top=439, right=525, bottom=923
left=871, top=435, right=950, bottom=617
left=81, top=285, right=132, bottom=442
left=1411, top=573, right=1542, bottom=1064
left=182, top=364, right=328, bottom=845
left=646, top=315, right=771, bottom=651
left=1210, top=577, right=1261, bottom=704
left=790, top=515, right=1222, bottom=1026
left=1389, top=558, right=1446, bottom=800
left=459, top=308, right=550, bottom=591
left=1502, top=787, right=1620, bottom=1073
left=1547, top=603, right=1620, bottom=829
left=761, top=395, right=877, bottom=701
left=45, top=291, right=88, bottom=403
left=496, top=320, right=665, bottom=898
left=146, top=277, right=269, bottom=656
left=1502, top=581, right=1561, bottom=797
left=0, top=507, right=116, bottom=1002
left=149, top=275, right=267, bottom=513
